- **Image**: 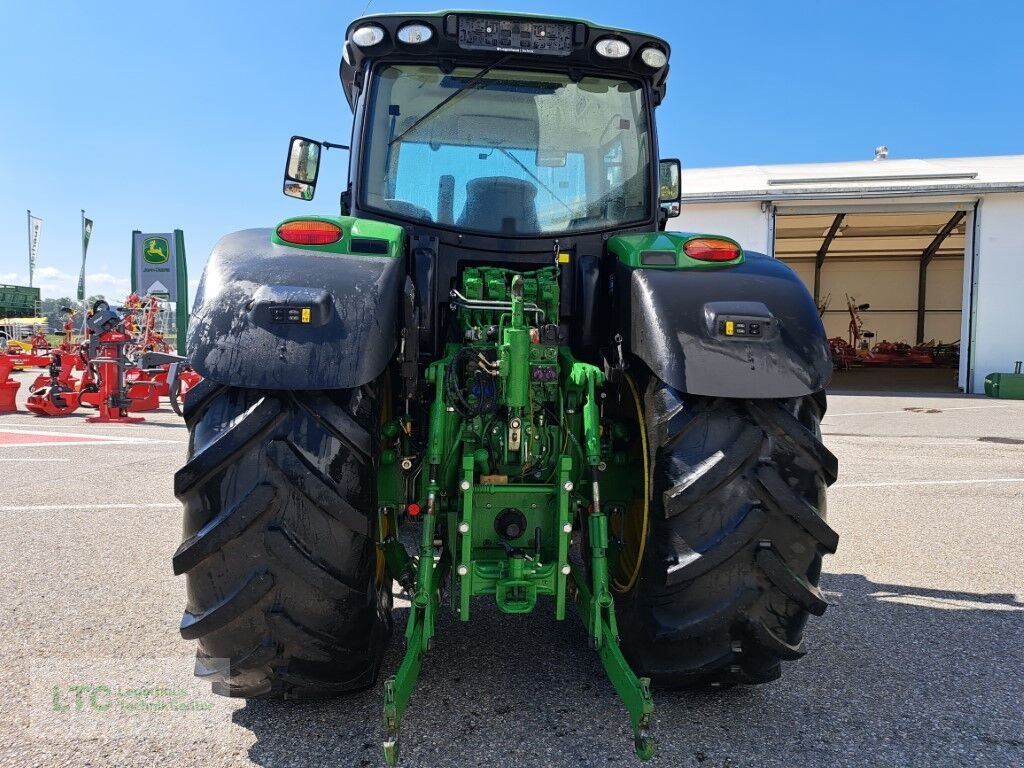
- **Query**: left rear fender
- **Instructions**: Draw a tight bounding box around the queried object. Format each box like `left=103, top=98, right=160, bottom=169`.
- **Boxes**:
left=187, top=228, right=403, bottom=390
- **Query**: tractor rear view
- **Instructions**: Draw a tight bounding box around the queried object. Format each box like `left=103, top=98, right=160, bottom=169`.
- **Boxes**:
left=174, top=11, right=838, bottom=764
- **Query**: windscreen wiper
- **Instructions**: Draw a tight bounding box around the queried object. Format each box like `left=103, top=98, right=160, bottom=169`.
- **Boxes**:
left=389, top=55, right=512, bottom=147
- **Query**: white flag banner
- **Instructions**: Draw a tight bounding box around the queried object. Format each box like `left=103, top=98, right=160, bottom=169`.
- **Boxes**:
left=28, top=213, right=42, bottom=286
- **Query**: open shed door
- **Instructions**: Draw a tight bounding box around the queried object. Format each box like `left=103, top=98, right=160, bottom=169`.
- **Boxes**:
left=772, top=203, right=974, bottom=393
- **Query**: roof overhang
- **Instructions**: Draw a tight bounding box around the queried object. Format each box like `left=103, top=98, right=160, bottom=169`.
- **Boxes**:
left=774, top=209, right=969, bottom=264
left=681, top=181, right=1024, bottom=204
left=679, top=156, right=1024, bottom=204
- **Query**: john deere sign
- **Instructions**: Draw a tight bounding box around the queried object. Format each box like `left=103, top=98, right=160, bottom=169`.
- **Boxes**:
left=143, top=237, right=170, bottom=265
left=131, top=230, right=189, bottom=355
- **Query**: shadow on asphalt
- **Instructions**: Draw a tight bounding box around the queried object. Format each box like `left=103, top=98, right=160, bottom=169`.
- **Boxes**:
left=233, top=573, right=1023, bottom=768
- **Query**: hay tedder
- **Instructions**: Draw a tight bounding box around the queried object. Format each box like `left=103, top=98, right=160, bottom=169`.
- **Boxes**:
left=828, top=294, right=958, bottom=370
left=174, top=11, right=838, bottom=764
left=25, top=299, right=197, bottom=420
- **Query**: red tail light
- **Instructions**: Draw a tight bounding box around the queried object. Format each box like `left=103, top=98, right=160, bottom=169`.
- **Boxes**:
left=277, top=220, right=343, bottom=245
left=683, top=238, right=741, bottom=262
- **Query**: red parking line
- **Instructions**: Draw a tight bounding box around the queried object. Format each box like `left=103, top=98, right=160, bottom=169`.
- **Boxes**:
left=0, top=431, right=102, bottom=445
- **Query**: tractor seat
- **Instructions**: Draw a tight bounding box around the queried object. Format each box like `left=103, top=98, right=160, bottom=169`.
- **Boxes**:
left=381, top=199, right=433, bottom=223
left=457, top=177, right=539, bottom=235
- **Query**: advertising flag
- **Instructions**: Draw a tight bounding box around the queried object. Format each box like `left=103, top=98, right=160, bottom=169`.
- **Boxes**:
left=78, top=214, right=93, bottom=301
left=28, top=211, right=42, bottom=287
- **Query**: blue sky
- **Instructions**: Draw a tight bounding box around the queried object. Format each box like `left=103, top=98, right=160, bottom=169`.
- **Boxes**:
left=1, top=0, right=1021, bottom=300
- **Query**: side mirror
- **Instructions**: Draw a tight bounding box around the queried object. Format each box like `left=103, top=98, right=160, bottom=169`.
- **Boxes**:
left=659, top=158, right=681, bottom=217
left=283, top=136, right=322, bottom=200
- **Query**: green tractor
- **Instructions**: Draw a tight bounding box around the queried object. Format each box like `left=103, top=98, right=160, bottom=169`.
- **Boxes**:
left=174, top=11, right=838, bottom=764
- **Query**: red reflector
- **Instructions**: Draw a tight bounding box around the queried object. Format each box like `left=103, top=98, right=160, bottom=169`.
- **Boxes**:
left=277, top=220, right=343, bottom=245
left=683, top=238, right=741, bottom=262
left=407, top=503, right=421, bottom=518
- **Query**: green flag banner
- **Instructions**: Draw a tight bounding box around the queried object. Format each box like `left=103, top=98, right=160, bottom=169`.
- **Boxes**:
left=77, top=216, right=93, bottom=301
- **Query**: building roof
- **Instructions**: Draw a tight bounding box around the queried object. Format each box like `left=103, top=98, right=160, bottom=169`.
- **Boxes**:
left=680, top=155, right=1024, bottom=203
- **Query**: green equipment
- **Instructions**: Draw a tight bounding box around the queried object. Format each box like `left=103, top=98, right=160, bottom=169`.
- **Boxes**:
left=0, top=284, right=41, bottom=323
left=985, top=361, right=1024, bottom=399
left=173, top=11, right=839, bottom=765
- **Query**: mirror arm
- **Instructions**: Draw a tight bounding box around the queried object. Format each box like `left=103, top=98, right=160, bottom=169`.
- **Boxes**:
left=657, top=206, right=669, bottom=232
left=323, top=142, right=350, bottom=151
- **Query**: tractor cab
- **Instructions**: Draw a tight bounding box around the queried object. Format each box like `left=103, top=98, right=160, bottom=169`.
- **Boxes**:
left=290, top=13, right=678, bottom=225
left=282, top=12, right=680, bottom=359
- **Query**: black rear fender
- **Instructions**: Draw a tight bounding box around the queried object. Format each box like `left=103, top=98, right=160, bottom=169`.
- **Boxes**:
left=187, top=229, right=402, bottom=390
left=622, top=252, right=831, bottom=398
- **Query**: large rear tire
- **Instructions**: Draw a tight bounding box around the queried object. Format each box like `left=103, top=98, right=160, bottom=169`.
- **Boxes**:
left=173, top=381, right=392, bottom=697
left=617, top=381, right=838, bottom=688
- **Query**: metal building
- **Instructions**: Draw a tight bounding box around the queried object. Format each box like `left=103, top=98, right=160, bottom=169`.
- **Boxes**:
left=673, top=155, right=1024, bottom=393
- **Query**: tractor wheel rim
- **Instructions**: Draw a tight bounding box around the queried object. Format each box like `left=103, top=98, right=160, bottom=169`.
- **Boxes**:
left=611, top=373, right=650, bottom=594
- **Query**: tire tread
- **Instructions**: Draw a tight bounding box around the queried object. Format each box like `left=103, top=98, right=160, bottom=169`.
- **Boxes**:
left=174, top=386, right=391, bottom=698
left=619, top=387, right=836, bottom=689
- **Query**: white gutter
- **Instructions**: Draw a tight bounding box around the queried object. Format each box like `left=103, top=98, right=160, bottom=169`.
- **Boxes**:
left=680, top=181, right=1024, bottom=204
left=766, top=171, right=978, bottom=185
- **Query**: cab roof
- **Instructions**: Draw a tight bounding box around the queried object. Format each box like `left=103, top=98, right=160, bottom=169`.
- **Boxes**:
left=340, top=10, right=671, bottom=110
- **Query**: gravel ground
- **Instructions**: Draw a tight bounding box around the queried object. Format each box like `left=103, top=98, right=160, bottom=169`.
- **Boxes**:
left=0, top=369, right=1021, bottom=767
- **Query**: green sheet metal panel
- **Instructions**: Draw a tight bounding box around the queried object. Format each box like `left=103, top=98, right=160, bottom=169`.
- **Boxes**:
left=984, top=364, right=1024, bottom=399
left=0, top=284, right=40, bottom=318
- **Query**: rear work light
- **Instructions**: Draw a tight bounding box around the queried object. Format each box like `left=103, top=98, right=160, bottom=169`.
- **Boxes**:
left=683, top=238, right=741, bottom=262
left=277, top=220, right=343, bottom=245
left=640, top=46, right=667, bottom=69
left=397, top=22, right=433, bottom=44
left=594, top=37, right=630, bottom=59
left=351, top=24, right=385, bottom=47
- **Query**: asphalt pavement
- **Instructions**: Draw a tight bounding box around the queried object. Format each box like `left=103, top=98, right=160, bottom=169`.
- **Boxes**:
left=0, top=369, right=1021, bottom=767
